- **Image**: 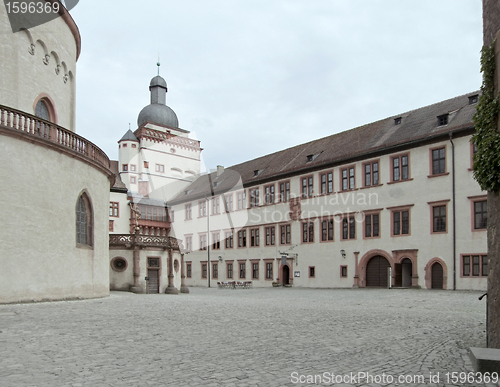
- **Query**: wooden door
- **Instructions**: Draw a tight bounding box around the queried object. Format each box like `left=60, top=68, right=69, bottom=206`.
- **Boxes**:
left=148, top=269, right=159, bottom=294
left=431, top=262, right=443, bottom=289
left=366, top=255, right=390, bottom=287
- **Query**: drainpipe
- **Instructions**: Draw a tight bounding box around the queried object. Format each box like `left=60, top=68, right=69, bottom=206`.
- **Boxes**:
left=206, top=172, right=216, bottom=288
left=449, top=132, right=456, bottom=290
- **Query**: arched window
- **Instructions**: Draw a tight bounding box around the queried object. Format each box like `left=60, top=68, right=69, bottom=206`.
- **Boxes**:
left=35, top=99, right=50, bottom=121
left=76, top=193, right=93, bottom=247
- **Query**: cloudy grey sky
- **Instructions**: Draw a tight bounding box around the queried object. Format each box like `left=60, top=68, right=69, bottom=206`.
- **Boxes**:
left=71, top=0, right=483, bottom=172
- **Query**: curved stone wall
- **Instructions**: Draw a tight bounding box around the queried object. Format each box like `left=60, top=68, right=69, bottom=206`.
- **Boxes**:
left=0, top=133, right=110, bottom=303
left=0, top=3, right=79, bottom=131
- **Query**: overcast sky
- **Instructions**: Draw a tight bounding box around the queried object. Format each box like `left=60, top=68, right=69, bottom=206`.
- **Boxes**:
left=71, top=0, right=483, bottom=172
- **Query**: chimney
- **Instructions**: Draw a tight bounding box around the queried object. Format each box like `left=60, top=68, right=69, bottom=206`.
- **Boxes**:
left=217, top=165, right=224, bottom=177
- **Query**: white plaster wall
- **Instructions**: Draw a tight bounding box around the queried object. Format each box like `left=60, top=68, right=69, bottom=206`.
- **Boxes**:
left=183, top=135, right=487, bottom=290
left=109, top=250, right=134, bottom=291
left=109, top=191, right=131, bottom=234
left=0, top=5, right=77, bottom=130
left=0, top=136, right=110, bottom=303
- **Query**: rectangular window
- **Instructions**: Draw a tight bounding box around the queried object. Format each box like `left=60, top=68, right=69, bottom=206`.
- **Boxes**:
left=365, top=213, right=380, bottom=238
left=225, top=231, right=234, bottom=249
left=212, top=263, right=218, bottom=279
left=309, top=266, right=315, bottom=278
left=239, top=262, right=246, bottom=279
left=392, top=154, right=409, bottom=182
left=199, top=234, right=207, bottom=250
left=341, top=167, right=355, bottom=191
left=201, top=263, right=207, bottom=279
left=237, top=192, right=246, bottom=210
left=341, top=266, right=348, bottom=277
left=432, top=205, right=447, bottom=233
left=130, top=176, right=136, bottom=184
left=250, top=228, right=260, bottom=247
left=431, top=147, right=446, bottom=175
left=252, top=263, right=259, bottom=279
left=185, top=203, right=192, bottom=220
left=130, top=164, right=136, bottom=172
left=227, top=263, right=233, bottom=279
left=199, top=200, right=207, bottom=217
left=212, top=232, right=220, bottom=250
left=109, top=220, right=114, bottom=232
left=342, top=216, right=355, bottom=240
left=302, top=221, right=314, bottom=243
left=301, top=176, right=314, bottom=198
left=155, top=164, right=165, bottom=173
left=474, top=200, right=488, bottom=230
left=364, top=161, right=379, bottom=187
left=250, top=188, right=259, bottom=207
left=279, top=181, right=290, bottom=202
left=462, top=255, right=488, bottom=277
left=280, top=224, right=291, bottom=245
left=110, top=202, right=119, bottom=217
left=212, top=197, right=220, bottom=214
left=321, top=219, right=334, bottom=241
left=264, top=185, right=275, bottom=204
left=224, top=194, right=233, bottom=212
left=144, top=161, right=149, bottom=169
left=238, top=230, right=247, bottom=248
left=266, top=262, right=273, bottom=280
left=185, top=236, right=192, bottom=252
left=186, top=262, right=192, bottom=278
left=320, top=171, right=334, bottom=195
left=393, top=209, right=410, bottom=236
left=265, top=226, right=276, bottom=246
left=122, top=164, right=128, bottom=171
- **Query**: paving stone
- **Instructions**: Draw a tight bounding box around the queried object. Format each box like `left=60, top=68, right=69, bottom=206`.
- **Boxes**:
left=0, top=288, right=489, bottom=386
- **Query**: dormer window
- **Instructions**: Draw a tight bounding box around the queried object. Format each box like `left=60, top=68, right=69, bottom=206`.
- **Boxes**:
left=394, top=117, right=402, bottom=125
left=438, top=114, right=448, bottom=126
left=306, top=153, right=321, bottom=163
left=253, top=169, right=264, bottom=177
left=469, top=94, right=479, bottom=105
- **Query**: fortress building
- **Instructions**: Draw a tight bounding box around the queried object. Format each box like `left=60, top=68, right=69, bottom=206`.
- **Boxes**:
left=0, top=2, right=113, bottom=303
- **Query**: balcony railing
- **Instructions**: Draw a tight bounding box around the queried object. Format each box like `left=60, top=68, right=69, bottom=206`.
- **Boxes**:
left=110, top=234, right=180, bottom=250
left=0, top=104, right=110, bottom=170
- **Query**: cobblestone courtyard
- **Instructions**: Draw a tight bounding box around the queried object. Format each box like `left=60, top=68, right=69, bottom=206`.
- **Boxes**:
left=0, top=288, right=494, bottom=387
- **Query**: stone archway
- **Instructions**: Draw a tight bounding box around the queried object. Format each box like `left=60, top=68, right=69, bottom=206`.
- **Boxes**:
left=424, top=258, right=448, bottom=290
left=357, top=249, right=394, bottom=288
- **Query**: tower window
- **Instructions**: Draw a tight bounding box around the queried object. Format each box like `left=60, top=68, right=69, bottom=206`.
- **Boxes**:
left=76, top=193, right=93, bottom=247
left=394, top=117, right=402, bottom=125
left=35, top=100, right=50, bottom=121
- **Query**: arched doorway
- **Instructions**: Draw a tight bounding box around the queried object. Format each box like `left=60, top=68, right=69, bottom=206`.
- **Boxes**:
left=394, top=258, right=412, bottom=288
left=431, top=262, right=444, bottom=289
left=366, top=255, right=391, bottom=287
left=402, top=258, right=412, bottom=288
left=282, top=265, right=290, bottom=286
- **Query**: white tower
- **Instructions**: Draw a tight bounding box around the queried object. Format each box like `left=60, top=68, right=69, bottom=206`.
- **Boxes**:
left=118, top=74, right=202, bottom=201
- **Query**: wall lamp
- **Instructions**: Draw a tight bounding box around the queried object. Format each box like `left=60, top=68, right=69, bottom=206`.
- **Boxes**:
left=340, top=249, right=346, bottom=259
